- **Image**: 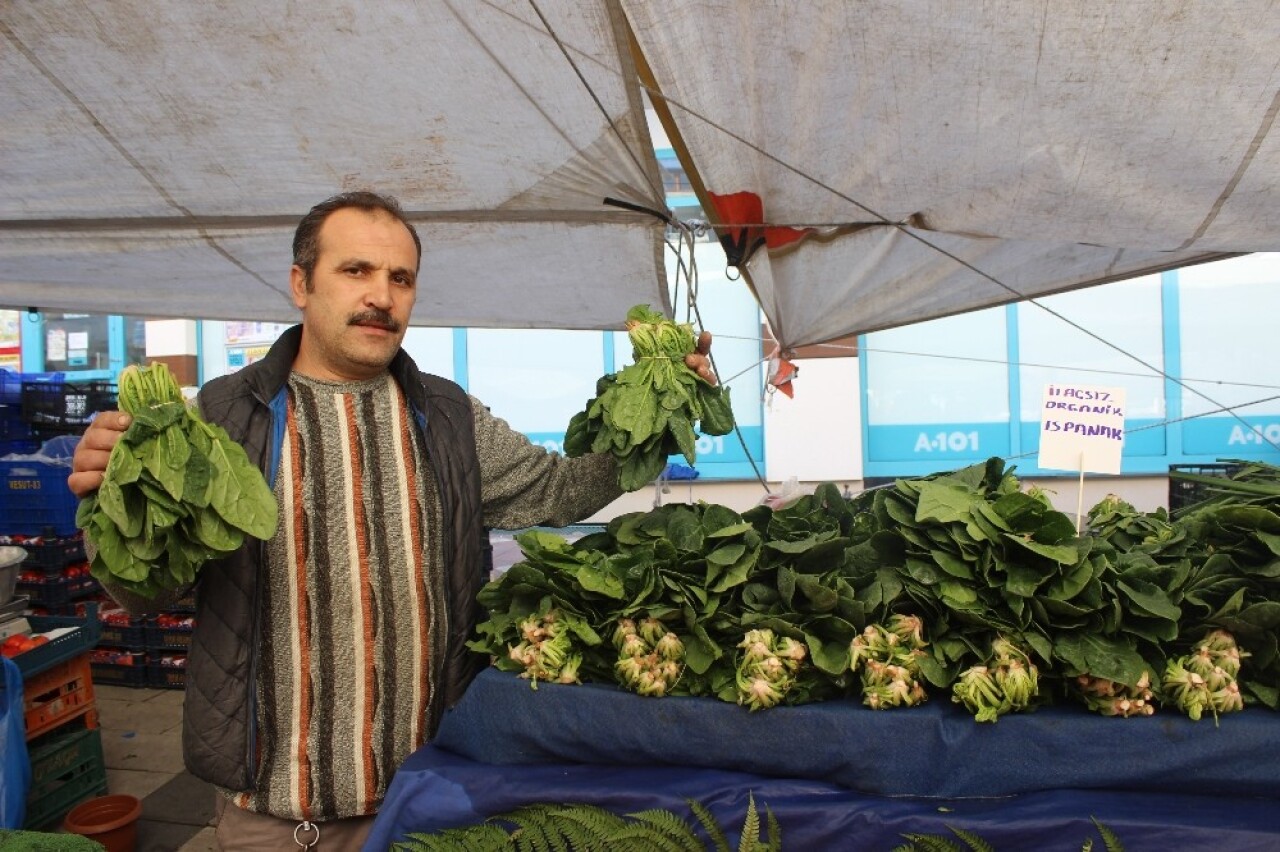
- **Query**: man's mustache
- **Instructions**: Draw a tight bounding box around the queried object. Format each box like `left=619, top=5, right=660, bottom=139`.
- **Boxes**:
left=348, top=310, right=400, bottom=332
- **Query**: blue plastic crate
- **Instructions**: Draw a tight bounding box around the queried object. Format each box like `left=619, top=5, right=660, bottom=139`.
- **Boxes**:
left=0, top=369, right=63, bottom=406
left=0, top=403, right=33, bottom=440
left=16, top=602, right=101, bottom=679
left=0, top=457, right=78, bottom=536
left=0, top=439, right=39, bottom=457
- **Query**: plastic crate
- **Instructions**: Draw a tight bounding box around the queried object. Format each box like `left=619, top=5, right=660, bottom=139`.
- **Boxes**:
left=89, top=648, right=150, bottom=688
left=0, top=370, right=63, bottom=406
left=0, top=457, right=79, bottom=536
left=23, top=651, right=97, bottom=740
left=0, top=404, right=34, bottom=440
left=97, top=614, right=148, bottom=649
left=146, top=616, right=195, bottom=651
left=20, top=380, right=116, bottom=431
left=2, top=532, right=87, bottom=570
left=148, top=654, right=187, bottom=689
left=1168, top=463, right=1244, bottom=513
left=15, top=567, right=99, bottom=610
left=0, top=438, right=40, bottom=456
left=16, top=603, right=102, bottom=679
left=23, top=724, right=108, bottom=832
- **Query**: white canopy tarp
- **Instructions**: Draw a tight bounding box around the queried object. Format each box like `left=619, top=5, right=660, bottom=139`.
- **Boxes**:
left=2, top=1, right=1278, bottom=346
left=0, top=0, right=669, bottom=329
left=625, top=0, right=1280, bottom=347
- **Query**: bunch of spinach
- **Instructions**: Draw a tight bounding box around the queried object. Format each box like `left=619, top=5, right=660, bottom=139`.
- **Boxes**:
left=564, top=304, right=735, bottom=491
left=76, top=363, right=278, bottom=598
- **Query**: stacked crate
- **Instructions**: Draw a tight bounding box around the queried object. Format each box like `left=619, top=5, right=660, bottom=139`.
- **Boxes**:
left=0, top=463, right=101, bottom=616
left=146, top=608, right=193, bottom=689
left=7, top=532, right=100, bottom=617
left=90, top=602, right=193, bottom=690
left=89, top=605, right=150, bottom=689
left=15, top=607, right=108, bottom=830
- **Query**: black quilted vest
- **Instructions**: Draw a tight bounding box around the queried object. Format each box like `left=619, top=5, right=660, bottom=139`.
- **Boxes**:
left=181, top=325, right=486, bottom=791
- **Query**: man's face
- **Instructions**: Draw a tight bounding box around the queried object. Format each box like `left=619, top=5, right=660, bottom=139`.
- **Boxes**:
left=289, top=207, right=418, bottom=381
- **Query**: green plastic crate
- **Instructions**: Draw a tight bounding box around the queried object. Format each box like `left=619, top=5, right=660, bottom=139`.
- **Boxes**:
left=23, top=725, right=108, bottom=831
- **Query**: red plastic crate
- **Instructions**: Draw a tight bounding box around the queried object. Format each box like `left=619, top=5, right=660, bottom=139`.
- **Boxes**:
left=23, top=651, right=97, bottom=740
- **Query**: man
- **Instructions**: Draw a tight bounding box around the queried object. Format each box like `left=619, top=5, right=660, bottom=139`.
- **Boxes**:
left=69, top=191, right=631, bottom=849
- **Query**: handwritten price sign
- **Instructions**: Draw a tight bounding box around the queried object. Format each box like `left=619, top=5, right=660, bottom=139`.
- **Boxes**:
left=1038, top=383, right=1126, bottom=474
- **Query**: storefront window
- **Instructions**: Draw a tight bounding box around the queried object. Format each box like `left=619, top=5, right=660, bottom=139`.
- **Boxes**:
left=41, top=313, right=110, bottom=372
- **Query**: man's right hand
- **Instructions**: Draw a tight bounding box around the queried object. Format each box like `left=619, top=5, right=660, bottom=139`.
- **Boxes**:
left=68, top=411, right=132, bottom=499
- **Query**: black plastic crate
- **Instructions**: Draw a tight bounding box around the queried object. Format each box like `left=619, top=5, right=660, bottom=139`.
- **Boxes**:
left=15, top=565, right=99, bottom=610
left=2, top=532, right=87, bottom=570
left=21, top=380, right=117, bottom=431
left=89, top=648, right=150, bottom=687
left=148, top=654, right=187, bottom=689
left=97, top=616, right=148, bottom=649
left=1168, top=463, right=1244, bottom=513
left=145, top=615, right=195, bottom=651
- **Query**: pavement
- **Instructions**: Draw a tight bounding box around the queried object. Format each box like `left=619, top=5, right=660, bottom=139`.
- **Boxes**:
left=92, top=684, right=217, bottom=851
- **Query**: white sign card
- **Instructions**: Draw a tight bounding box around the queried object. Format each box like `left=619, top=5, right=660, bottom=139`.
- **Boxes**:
left=1038, top=383, right=1126, bottom=475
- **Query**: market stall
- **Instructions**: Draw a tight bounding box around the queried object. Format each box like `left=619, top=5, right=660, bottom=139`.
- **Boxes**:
left=365, top=458, right=1280, bottom=850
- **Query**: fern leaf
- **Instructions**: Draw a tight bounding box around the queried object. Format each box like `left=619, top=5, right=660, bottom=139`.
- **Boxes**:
left=1082, top=842, right=1093, bottom=852
left=688, top=799, right=732, bottom=852
left=1093, top=818, right=1125, bottom=852
left=898, top=834, right=965, bottom=852
left=888, top=845, right=919, bottom=852
left=551, top=803, right=630, bottom=848
left=949, top=826, right=995, bottom=852
left=397, top=823, right=512, bottom=852
left=463, top=824, right=516, bottom=852
left=764, top=805, right=782, bottom=852
left=737, top=792, right=761, bottom=852
left=626, top=809, right=705, bottom=850
left=507, top=806, right=555, bottom=852
left=610, top=825, right=696, bottom=852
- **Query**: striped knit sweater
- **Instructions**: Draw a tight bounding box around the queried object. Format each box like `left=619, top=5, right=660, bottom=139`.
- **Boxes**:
left=232, top=372, right=446, bottom=820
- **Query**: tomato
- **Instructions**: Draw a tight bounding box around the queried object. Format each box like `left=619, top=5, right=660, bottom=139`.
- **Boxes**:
left=29, top=635, right=50, bottom=648
left=2, top=634, right=33, bottom=657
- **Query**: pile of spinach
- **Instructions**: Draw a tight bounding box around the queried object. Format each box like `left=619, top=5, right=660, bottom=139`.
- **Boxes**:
left=564, top=305, right=735, bottom=491
left=471, top=456, right=1280, bottom=714
left=1166, top=461, right=1280, bottom=709
left=77, top=363, right=278, bottom=598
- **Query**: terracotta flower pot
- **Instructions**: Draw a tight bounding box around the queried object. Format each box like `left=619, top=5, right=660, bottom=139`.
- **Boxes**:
left=63, top=794, right=142, bottom=852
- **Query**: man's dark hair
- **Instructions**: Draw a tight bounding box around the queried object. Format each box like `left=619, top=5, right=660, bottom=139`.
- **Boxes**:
left=292, top=191, right=422, bottom=289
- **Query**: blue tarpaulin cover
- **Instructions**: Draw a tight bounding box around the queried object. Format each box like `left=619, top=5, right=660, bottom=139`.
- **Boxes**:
left=366, top=746, right=1280, bottom=851
left=364, top=668, right=1280, bottom=850
left=432, top=668, right=1280, bottom=799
